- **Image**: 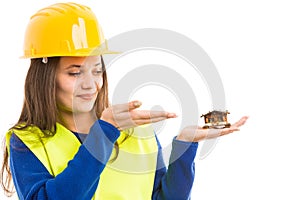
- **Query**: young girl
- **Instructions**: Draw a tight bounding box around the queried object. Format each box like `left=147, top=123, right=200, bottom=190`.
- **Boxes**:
left=1, top=2, right=248, bottom=199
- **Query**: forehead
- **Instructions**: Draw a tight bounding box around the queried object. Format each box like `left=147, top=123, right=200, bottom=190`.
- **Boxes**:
left=59, top=56, right=101, bottom=68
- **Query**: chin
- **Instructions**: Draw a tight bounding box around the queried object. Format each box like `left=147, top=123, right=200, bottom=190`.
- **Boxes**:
left=72, top=99, right=97, bottom=113
left=73, top=106, right=95, bottom=114
left=72, top=104, right=95, bottom=113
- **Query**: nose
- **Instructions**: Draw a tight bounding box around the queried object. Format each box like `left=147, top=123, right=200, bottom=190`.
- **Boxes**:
left=80, top=73, right=95, bottom=90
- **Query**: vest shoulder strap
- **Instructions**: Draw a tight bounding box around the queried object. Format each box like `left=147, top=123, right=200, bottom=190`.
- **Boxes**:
left=6, top=123, right=80, bottom=176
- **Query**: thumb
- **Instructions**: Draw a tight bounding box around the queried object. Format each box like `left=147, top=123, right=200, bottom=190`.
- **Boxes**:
left=128, top=100, right=142, bottom=110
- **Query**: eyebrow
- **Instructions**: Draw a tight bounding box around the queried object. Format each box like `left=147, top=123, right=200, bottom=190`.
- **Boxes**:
left=65, top=63, right=101, bottom=69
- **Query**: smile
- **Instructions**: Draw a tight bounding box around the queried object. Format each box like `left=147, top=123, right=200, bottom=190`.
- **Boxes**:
left=76, top=93, right=96, bottom=100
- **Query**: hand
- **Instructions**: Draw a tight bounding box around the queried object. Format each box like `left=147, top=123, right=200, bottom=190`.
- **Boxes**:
left=176, top=116, right=248, bottom=142
left=101, top=101, right=177, bottom=130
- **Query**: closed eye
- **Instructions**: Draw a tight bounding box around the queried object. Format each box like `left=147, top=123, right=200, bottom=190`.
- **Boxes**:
left=68, top=72, right=81, bottom=76
left=93, top=67, right=103, bottom=76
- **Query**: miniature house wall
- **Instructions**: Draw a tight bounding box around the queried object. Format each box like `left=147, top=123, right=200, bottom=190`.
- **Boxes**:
left=202, top=111, right=229, bottom=123
left=201, top=110, right=230, bottom=129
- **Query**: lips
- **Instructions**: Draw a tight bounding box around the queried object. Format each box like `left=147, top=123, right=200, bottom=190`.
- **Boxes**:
left=76, top=93, right=96, bottom=100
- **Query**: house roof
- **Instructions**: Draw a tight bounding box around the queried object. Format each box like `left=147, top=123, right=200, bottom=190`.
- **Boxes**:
left=201, top=110, right=230, bottom=118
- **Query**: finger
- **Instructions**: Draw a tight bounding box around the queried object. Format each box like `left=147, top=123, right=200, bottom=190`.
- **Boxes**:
left=115, top=114, right=168, bottom=128
left=180, top=126, right=241, bottom=142
left=148, top=111, right=177, bottom=119
left=117, top=116, right=169, bottom=129
left=231, top=116, right=249, bottom=128
left=130, top=110, right=176, bottom=119
left=112, top=101, right=142, bottom=113
left=134, top=116, right=170, bottom=126
left=167, top=113, right=177, bottom=118
left=203, top=126, right=240, bottom=138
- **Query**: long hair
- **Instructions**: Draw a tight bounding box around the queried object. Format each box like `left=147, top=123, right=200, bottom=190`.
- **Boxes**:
left=1, top=56, right=110, bottom=196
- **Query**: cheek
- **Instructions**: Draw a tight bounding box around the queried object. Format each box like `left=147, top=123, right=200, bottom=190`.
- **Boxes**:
left=56, top=76, right=76, bottom=103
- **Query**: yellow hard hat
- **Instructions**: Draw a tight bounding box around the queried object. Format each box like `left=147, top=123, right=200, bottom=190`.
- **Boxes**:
left=22, top=2, right=116, bottom=58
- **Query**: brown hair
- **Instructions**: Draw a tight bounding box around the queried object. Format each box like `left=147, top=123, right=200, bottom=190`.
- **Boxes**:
left=1, top=56, right=110, bottom=196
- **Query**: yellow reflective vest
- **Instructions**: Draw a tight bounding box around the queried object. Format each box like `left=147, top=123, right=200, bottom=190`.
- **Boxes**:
left=6, top=122, right=158, bottom=199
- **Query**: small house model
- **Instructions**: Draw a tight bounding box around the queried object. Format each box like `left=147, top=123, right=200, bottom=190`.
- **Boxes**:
left=201, top=110, right=231, bottom=129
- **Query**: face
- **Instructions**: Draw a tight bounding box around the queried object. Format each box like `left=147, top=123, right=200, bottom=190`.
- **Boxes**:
left=56, top=56, right=103, bottom=114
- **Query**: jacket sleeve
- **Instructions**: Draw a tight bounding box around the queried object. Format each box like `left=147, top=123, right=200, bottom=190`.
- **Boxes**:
left=152, top=137, right=198, bottom=200
left=9, top=120, right=120, bottom=200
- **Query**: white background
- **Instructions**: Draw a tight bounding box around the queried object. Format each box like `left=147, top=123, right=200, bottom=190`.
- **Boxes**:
left=0, top=0, right=299, bottom=199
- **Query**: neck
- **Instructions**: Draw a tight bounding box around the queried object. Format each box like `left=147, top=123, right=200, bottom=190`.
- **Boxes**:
left=58, top=110, right=97, bottom=134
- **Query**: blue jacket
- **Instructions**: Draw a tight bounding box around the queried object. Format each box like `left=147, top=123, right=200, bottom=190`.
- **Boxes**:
left=8, top=120, right=198, bottom=199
